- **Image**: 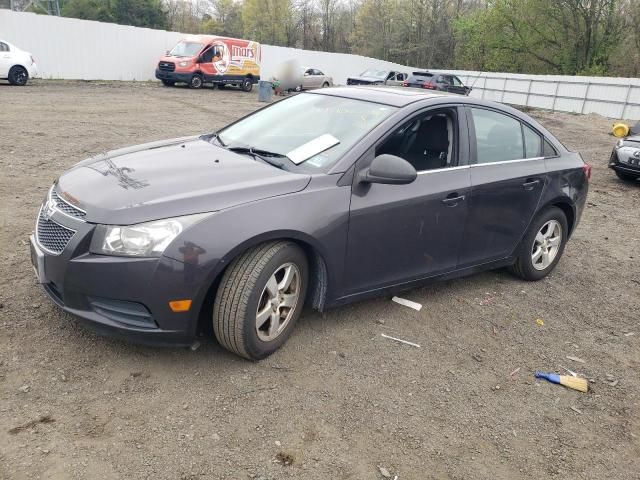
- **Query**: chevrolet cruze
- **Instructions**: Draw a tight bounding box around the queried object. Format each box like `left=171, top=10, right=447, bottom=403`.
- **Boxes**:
left=30, top=87, right=590, bottom=360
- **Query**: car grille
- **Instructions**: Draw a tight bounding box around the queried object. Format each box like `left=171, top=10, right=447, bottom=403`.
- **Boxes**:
left=158, top=61, right=175, bottom=72
left=51, top=189, right=86, bottom=218
left=36, top=209, right=76, bottom=254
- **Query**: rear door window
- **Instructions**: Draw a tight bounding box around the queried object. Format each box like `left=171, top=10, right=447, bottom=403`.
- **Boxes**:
left=523, top=124, right=542, bottom=158
left=471, top=108, right=524, bottom=163
left=0, top=42, right=8, bottom=52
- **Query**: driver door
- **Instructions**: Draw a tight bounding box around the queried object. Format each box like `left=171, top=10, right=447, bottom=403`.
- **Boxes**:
left=344, top=106, right=472, bottom=295
left=0, top=42, right=11, bottom=77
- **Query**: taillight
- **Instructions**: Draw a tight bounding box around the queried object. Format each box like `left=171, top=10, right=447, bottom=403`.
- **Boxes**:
left=30, top=55, right=35, bottom=64
left=402, top=81, right=408, bottom=87
left=422, top=83, right=435, bottom=90
left=583, top=163, right=592, bottom=181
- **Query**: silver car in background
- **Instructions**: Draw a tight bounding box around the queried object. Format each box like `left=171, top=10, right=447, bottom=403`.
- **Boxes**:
left=295, top=67, right=333, bottom=91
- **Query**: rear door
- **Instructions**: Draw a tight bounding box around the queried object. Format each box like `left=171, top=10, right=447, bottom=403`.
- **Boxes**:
left=449, top=76, right=468, bottom=95
left=0, top=42, right=11, bottom=77
left=457, top=106, right=547, bottom=267
left=344, top=105, right=472, bottom=294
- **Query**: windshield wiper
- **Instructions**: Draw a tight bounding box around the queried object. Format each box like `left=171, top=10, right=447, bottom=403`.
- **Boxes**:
left=227, top=146, right=288, bottom=170
left=209, top=132, right=226, bottom=147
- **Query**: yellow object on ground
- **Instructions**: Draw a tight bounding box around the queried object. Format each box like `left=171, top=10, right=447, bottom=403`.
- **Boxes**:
left=612, top=123, right=629, bottom=138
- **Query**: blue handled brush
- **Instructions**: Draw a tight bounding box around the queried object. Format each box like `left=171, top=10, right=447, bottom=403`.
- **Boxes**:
left=535, top=371, right=588, bottom=393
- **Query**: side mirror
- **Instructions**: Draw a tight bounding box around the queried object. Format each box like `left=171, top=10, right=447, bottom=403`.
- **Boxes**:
left=165, top=50, right=170, bottom=55
left=358, top=154, right=417, bottom=185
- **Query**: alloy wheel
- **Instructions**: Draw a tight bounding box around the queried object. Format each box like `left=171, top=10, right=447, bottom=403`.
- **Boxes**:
left=255, top=263, right=300, bottom=342
left=531, top=220, right=562, bottom=271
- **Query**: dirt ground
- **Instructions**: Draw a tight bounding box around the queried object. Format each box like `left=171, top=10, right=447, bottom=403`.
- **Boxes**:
left=0, top=81, right=638, bottom=480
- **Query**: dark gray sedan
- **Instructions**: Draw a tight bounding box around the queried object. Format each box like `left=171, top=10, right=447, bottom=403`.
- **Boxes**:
left=30, top=87, right=590, bottom=360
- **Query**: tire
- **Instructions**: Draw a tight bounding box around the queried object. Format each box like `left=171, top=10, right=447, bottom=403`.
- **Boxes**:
left=615, top=170, right=638, bottom=182
left=8, top=66, right=28, bottom=86
left=241, top=77, right=253, bottom=92
left=161, top=79, right=175, bottom=87
left=322, top=82, right=329, bottom=88
left=213, top=241, right=308, bottom=360
left=189, top=74, right=203, bottom=89
left=509, top=207, right=568, bottom=281
left=217, top=83, right=226, bottom=90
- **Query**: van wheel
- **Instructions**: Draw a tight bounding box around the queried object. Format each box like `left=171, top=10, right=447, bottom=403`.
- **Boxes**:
left=189, top=74, right=203, bottom=89
left=161, top=79, right=175, bottom=87
left=241, top=77, right=253, bottom=92
left=8, top=66, right=29, bottom=86
left=213, top=241, right=308, bottom=360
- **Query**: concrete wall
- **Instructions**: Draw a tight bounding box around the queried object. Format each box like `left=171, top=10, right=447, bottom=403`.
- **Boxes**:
left=2, top=9, right=640, bottom=120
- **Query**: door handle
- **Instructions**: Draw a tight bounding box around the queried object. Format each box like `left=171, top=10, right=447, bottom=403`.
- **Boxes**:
left=522, top=179, right=541, bottom=190
left=442, top=193, right=465, bottom=207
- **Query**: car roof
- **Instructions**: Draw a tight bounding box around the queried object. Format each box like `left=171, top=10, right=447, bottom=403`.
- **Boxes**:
left=311, top=85, right=456, bottom=107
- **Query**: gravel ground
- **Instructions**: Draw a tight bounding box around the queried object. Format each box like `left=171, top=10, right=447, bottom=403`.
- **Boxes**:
left=0, top=81, right=638, bottom=480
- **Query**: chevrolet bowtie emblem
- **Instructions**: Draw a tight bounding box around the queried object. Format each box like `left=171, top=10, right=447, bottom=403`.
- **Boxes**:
left=43, top=200, right=56, bottom=221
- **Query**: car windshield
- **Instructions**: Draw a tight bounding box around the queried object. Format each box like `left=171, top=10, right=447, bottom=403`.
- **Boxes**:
left=169, top=41, right=204, bottom=57
left=218, top=93, right=397, bottom=173
left=360, top=69, right=388, bottom=79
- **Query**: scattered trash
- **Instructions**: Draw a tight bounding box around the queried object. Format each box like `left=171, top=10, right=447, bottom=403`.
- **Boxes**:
left=391, top=296, right=422, bottom=311
left=607, top=379, right=619, bottom=387
left=612, top=122, right=629, bottom=138
left=624, top=332, right=635, bottom=337
left=558, top=365, right=578, bottom=377
left=492, top=385, right=501, bottom=391
left=570, top=406, right=583, bottom=415
left=536, top=319, right=544, bottom=326
left=378, top=466, right=392, bottom=478
left=376, top=318, right=386, bottom=325
left=275, top=440, right=282, bottom=447
left=189, top=341, right=200, bottom=351
left=509, top=367, right=521, bottom=377
left=18, top=385, right=30, bottom=393
left=8, top=415, right=55, bottom=435
left=381, top=333, right=420, bottom=348
left=535, top=371, right=588, bottom=393
left=565, top=355, right=586, bottom=364
left=472, top=353, right=483, bottom=363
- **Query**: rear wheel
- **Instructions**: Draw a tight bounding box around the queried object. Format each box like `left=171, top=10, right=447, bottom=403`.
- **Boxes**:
left=213, top=241, right=308, bottom=360
left=615, top=170, right=638, bottom=181
left=322, top=82, right=329, bottom=88
left=189, top=74, right=203, bottom=89
left=8, top=66, right=28, bottom=86
left=161, top=79, right=175, bottom=87
left=509, top=207, right=568, bottom=281
left=241, top=77, right=253, bottom=92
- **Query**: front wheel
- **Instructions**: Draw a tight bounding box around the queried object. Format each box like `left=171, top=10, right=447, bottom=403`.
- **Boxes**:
left=615, top=170, right=638, bottom=182
left=509, top=207, right=568, bottom=281
left=8, top=66, right=29, bottom=86
left=213, top=241, right=308, bottom=360
left=241, top=77, right=253, bottom=92
left=189, top=74, right=203, bottom=89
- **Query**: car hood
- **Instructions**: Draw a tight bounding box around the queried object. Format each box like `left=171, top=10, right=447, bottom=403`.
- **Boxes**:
left=56, top=137, right=311, bottom=225
left=625, top=134, right=640, bottom=143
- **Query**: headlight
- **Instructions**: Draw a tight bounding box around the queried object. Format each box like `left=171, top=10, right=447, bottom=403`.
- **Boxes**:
left=179, top=61, right=190, bottom=67
left=90, top=213, right=209, bottom=257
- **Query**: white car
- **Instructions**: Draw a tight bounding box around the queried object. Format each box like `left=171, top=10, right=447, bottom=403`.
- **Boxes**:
left=295, top=67, right=333, bottom=91
left=0, top=39, right=38, bottom=86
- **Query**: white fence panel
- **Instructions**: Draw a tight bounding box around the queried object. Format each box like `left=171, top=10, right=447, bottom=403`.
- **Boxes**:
left=2, top=10, right=640, bottom=120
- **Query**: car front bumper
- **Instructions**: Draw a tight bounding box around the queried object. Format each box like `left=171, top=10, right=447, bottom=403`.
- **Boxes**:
left=155, top=69, right=193, bottom=83
left=29, top=210, right=211, bottom=347
left=609, top=146, right=640, bottom=175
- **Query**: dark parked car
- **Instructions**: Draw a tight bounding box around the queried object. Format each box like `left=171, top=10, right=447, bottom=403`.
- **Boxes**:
left=347, top=69, right=407, bottom=86
left=609, top=134, right=640, bottom=182
left=31, top=87, right=589, bottom=360
left=403, top=71, right=471, bottom=95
